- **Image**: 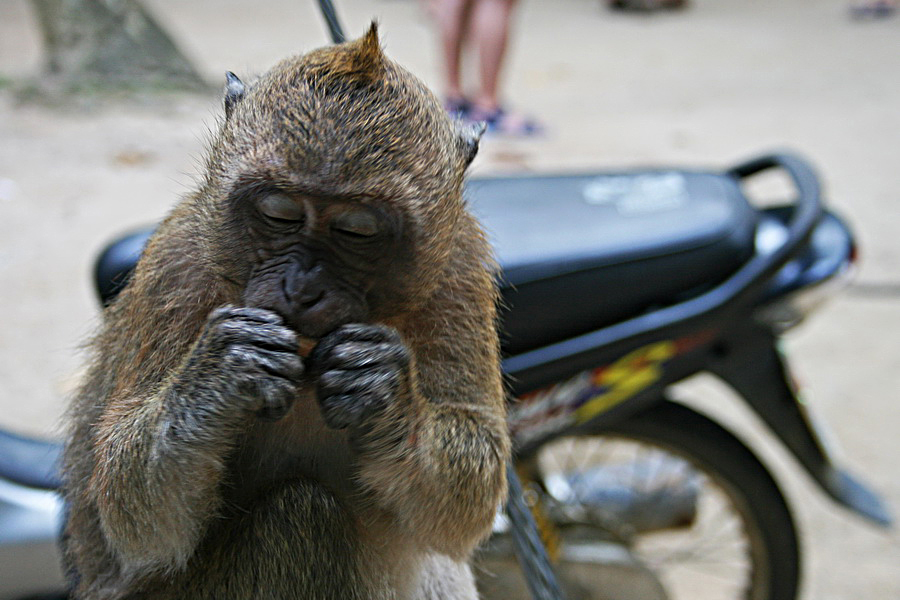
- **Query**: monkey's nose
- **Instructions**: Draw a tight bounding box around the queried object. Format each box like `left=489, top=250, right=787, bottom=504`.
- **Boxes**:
left=298, top=288, right=324, bottom=309
left=295, top=264, right=328, bottom=308
left=283, top=262, right=324, bottom=309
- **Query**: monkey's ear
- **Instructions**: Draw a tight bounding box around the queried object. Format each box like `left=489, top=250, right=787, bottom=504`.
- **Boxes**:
left=224, top=71, right=246, bottom=119
left=458, top=121, right=486, bottom=168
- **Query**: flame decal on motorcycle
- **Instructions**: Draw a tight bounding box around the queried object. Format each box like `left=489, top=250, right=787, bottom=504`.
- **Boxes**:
left=509, top=332, right=714, bottom=447
left=574, top=341, right=676, bottom=421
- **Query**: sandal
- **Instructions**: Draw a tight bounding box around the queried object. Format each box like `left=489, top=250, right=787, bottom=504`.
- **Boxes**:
left=607, top=0, right=688, bottom=12
left=468, top=106, right=543, bottom=137
left=849, top=0, right=896, bottom=18
left=443, top=97, right=472, bottom=119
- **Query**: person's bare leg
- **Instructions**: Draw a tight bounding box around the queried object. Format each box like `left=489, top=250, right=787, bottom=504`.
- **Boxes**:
left=432, top=0, right=474, bottom=105
left=471, top=0, right=517, bottom=113
left=469, top=0, right=541, bottom=134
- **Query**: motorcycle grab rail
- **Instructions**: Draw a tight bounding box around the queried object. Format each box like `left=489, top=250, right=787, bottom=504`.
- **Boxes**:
left=502, top=152, right=825, bottom=395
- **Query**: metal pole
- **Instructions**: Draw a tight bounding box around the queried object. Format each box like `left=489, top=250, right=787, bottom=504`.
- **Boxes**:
left=506, top=464, right=566, bottom=600
left=316, top=0, right=346, bottom=43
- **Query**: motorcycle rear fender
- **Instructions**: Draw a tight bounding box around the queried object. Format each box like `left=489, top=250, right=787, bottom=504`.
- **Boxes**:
left=708, top=322, right=891, bottom=527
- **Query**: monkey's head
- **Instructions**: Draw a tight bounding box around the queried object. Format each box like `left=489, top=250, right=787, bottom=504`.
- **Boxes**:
left=194, top=24, right=484, bottom=343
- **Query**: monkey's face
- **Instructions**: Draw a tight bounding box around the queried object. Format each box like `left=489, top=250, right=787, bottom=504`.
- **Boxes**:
left=236, top=187, right=407, bottom=342
left=204, top=24, right=482, bottom=343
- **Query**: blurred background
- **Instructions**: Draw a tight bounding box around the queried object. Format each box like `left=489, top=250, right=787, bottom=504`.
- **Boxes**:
left=0, top=0, right=897, bottom=597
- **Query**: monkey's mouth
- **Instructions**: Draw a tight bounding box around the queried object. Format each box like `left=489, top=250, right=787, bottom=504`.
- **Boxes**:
left=297, top=336, right=318, bottom=358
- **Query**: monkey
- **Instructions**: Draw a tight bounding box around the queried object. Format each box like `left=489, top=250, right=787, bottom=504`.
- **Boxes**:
left=59, top=24, right=510, bottom=600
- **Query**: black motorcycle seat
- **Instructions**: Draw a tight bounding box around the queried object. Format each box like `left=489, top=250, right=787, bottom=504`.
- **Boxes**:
left=467, top=170, right=757, bottom=355
left=0, top=430, right=62, bottom=490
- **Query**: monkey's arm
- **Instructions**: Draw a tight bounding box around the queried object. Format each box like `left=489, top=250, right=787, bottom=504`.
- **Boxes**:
left=87, top=307, right=303, bottom=572
left=89, top=390, right=236, bottom=572
left=360, top=383, right=510, bottom=559
left=312, top=294, right=510, bottom=559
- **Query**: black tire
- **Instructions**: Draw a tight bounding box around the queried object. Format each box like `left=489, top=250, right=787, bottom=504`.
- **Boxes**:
left=518, top=400, right=801, bottom=600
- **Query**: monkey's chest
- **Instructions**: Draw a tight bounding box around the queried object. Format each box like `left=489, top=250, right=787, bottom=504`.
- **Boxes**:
left=166, top=478, right=384, bottom=600
left=227, top=398, right=359, bottom=500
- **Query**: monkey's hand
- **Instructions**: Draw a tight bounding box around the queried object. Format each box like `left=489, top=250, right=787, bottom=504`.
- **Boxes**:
left=181, top=306, right=305, bottom=421
left=309, top=324, right=411, bottom=432
left=308, top=322, right=508, bottom=560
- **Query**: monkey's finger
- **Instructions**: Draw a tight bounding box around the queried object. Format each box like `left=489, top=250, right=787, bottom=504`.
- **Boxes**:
left=208, top=306, right=285, bottom=326
left=213, top=321, right=299, bottom=353
left=319, top=394, right=369, bottom=429
left=256, top=348, right=307, bottom=383
left=310, top=326, right=405, bottom=372
left=316, top=342, right=409, bottom=371
left=227, top=345, right=306, bottom=383
left=250, top=377, right=299, bottom=421
left=316, top=367, right=401, bottom=402
left=323, top=323, right=402, bottom=346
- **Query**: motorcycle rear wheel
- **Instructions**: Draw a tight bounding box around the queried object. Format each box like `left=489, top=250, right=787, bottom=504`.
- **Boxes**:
left=503, top=400, right=800, bottom=600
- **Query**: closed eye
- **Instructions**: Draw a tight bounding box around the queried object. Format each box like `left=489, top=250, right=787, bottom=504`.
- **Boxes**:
left=258, top=193, right=306, bottom=224
left=332, top=211, right=380, bottom=238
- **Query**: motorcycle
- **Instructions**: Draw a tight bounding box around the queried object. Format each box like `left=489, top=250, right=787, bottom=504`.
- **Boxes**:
left=0, top=150, right=890, bottom=600
left=467, top=153, right=894, bottom=600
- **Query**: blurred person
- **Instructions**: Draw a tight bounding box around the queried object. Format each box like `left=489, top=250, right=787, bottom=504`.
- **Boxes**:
left=849, top=0, right=896, bottom=18
left=428, top=0, right=542, bottom=136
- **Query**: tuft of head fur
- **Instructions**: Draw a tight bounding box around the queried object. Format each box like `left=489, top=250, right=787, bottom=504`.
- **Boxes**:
left=305, top=22, right=385, bottom=86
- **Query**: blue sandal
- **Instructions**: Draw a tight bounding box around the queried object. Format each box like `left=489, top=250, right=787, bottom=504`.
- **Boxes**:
left=443, top=97, right=472, bottom=119
left=850, top=0, right=896, bottom=18
left=469, top=106, right=543, bottom=137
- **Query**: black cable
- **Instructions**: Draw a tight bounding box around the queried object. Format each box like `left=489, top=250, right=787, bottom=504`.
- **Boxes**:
left=316, top=0, right=346, bottom=44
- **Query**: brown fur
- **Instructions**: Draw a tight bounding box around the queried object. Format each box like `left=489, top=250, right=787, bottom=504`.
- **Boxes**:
left=60, top=24, right=509, bottom=600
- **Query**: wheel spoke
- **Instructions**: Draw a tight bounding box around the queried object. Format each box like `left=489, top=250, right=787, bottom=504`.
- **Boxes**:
left=532, top=435, right=761, bottom=600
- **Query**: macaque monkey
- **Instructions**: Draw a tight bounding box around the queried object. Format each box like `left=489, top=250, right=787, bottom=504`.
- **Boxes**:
left=60, top=24, right=509, bottom=600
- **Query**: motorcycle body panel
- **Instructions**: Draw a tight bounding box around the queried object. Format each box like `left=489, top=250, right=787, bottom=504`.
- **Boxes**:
left=709, top=323, right=892, bottom=526
left=0, top=478, right=66, bottom=598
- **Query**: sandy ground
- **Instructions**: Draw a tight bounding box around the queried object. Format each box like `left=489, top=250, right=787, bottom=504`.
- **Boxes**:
left=0, top=0, right=898, bottom=597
